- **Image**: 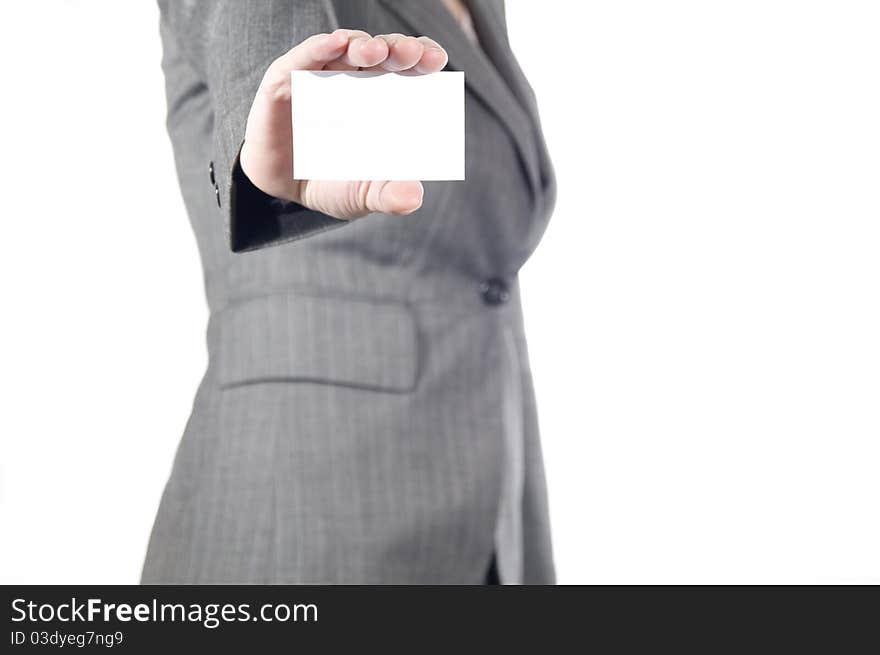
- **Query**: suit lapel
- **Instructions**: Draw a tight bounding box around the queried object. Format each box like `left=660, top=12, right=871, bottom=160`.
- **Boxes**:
left=465, top=0, right=539, bottom=122
left=376, top=0, right=540, bottom=194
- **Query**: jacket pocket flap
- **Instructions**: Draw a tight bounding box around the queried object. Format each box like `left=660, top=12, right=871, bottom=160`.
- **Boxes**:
left=213, top=293, right=418, bottom=393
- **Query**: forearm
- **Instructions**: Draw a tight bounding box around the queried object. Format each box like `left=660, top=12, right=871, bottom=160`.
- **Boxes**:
left=158, top=0, right=341, bottom=252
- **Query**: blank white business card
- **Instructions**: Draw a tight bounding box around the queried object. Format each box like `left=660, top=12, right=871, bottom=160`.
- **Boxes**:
left=291, top=70, right=464, bottom=181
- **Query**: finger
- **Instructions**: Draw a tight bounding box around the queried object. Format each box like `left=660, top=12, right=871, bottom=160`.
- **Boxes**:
left=280, top=30, right=351, bottom=71
left=324, top=29, right=371, bottom=70
left=363, top=180, right=424, bottom=215
left=339, top=33, right=389, bottom=68
left=365, top=34, right=425, bottom=72
left=414, top=36, right=448, bottom=73
left=258, top=30, right=350, bottom=96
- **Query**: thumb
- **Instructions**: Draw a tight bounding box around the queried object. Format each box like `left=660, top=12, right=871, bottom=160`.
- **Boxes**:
left=362, top=180, right=424, bottom=215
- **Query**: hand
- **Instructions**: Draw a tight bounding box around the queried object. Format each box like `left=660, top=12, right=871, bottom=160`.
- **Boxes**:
left=240, top=29, right=449, bottom=219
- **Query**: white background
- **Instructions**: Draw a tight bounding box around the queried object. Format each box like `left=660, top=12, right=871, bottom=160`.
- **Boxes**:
left=1, top=1, right=878, bottom=584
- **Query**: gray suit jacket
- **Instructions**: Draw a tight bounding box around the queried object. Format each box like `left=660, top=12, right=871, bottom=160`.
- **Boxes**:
left=142, top=0, right=557, bottom=584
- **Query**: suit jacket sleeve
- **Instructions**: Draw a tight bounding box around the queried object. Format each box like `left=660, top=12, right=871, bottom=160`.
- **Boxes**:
left=158, top=0, right=348, bottom=253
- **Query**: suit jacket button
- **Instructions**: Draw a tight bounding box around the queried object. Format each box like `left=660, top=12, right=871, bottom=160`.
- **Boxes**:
left=481, top=278, right=510, bottom=306
left=208, top=161, right=215, bottom=185
left=214, top=184, right=221, bottom=207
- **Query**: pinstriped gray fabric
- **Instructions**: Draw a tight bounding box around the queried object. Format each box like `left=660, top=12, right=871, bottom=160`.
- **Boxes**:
left=143, top=0, right=557, bottom=584
left=213, top=293, right=418, bottom=392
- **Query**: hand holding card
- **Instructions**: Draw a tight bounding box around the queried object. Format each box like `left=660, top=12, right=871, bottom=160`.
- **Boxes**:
left=239, top=29, right=455, bottom=221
